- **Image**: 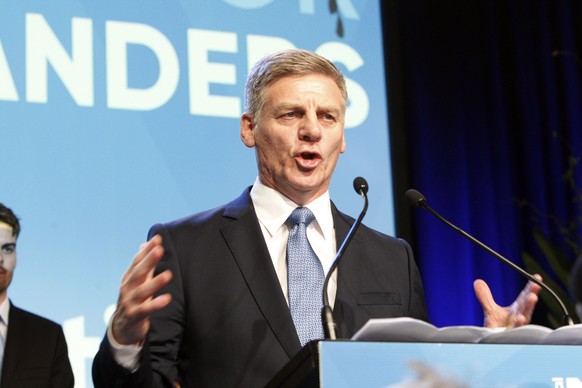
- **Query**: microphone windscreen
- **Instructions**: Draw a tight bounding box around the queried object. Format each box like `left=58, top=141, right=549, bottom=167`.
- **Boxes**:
left=353, top=177, right=369, bottom=194
left=405, top=189, right=426, bottom=208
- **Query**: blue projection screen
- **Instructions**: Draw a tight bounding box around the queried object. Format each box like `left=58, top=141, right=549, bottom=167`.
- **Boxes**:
left=1, top=1, right=392, bottom=386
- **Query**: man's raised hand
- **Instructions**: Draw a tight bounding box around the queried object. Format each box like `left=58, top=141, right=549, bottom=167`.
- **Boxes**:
left=111, top=234, right=173, bottom=345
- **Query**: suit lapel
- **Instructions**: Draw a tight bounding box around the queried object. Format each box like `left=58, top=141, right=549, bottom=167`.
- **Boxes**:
left=220, top=191, right=301, bottom=358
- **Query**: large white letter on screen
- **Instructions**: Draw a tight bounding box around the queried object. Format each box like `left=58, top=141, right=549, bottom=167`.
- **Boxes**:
left=63, top=316, right=101, bottom=388
left=187, top=29, right=239, bottom=118
left=0, top=41, right=18, bottom=101
left=316, top=42, right=369, bottom=129
left=106, top=21, right=179, bottom=111
left=26, top=14, right=94, bottom=106
left=246, top=35, right=295, bottom=73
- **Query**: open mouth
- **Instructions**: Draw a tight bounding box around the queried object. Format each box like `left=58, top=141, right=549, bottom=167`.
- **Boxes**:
left=301, top=152, right=318, bottom=160
left=296, top=151, right=321, bottom=169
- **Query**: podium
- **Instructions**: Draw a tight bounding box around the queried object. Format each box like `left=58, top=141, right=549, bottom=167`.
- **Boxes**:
left=267, top=340, right=582, bottom=387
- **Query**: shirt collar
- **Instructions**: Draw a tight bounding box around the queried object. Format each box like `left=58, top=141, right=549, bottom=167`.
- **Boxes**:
left=250, top=177, right=334, bottom=239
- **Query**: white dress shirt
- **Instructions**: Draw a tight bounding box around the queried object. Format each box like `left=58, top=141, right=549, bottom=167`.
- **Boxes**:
left=0, top=297, right=7, bottom=382
left=0, top=297, right=8, bottom=343
left=250, top=177, right=338, bottom=306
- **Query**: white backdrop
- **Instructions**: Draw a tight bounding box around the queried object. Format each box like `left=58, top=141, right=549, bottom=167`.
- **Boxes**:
left=0, top=1, right=392, bottom=386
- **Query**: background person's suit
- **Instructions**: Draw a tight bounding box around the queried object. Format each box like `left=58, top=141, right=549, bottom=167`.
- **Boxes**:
left=1, top=304, right=74, bottom=388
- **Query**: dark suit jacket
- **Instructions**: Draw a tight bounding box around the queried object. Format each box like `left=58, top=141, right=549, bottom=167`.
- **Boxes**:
left=1, top=303, right=74, bottom=388
left=93, top=188, right=427, bottom=387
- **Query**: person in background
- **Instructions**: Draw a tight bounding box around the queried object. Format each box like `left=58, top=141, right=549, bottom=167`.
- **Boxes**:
left=93, top=49, right=540, bottom=388
left=0, top=203, right=74, bottom=388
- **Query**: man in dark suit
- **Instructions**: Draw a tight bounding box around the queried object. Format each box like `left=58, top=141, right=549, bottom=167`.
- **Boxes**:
left=92, top=49, right=540, bottom=387
left=0, top=203, right=74, bottom=388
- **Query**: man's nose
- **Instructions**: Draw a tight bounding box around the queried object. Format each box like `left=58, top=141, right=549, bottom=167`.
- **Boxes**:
left=298, top=114, right=322, bottom=142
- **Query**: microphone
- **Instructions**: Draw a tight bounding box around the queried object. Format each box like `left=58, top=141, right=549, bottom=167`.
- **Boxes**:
left=322, top=177, right=369, bottom=340
left=405, top=189, right=574, bottom=326
left=353, top=176, right=369, bottom=196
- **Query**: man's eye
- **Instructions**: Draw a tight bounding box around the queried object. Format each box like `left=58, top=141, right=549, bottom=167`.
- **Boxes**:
left=1, top=245, right=15, bottom=254
left=284, top=112, right=295, bottom=117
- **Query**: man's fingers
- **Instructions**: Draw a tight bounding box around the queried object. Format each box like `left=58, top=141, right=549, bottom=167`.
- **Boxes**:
left=112, top=233, right=172, bottom=345
left=123, top=291, right=173, bottom=324
left=113, top=291, right=173, bottom=344
left=515, top=288, right=538, bottom=325
left=126, top=235, right=163, bottom=272
left=516, top=275, right=542, bottom=303
left=475, top=276, right=542, bottom=328
left=122, top=236, right=165, bottom=287
left=118, top=269, right=173, bottom=314
left=473, top=279, right=496, bottom=312
left=112, top=269, right=173, bottom=345
left=510, top=275, right=541, bottom=320
left=515, top=292, right=538, bottom=322
left=130, top=269, right=173, bottom=307
left=143, top=293, right=173, bottom=316
left=525, top=274, right=543, bottom=295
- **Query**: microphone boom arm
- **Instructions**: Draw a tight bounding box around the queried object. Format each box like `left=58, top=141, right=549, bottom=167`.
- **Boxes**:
left=322, top=178, right=369, bottom=340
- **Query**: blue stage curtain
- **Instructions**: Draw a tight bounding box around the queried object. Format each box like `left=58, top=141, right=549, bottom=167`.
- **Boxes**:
left=388, top=1, right=582, bottom=326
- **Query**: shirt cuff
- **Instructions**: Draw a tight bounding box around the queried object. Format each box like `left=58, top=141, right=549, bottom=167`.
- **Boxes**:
left=107, top=319, right=142, bottom=373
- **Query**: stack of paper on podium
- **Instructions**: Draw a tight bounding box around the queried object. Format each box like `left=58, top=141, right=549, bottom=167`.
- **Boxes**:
left=268, top=319, right=582, bottom=387
left=352, top=317, right=582, bottom=344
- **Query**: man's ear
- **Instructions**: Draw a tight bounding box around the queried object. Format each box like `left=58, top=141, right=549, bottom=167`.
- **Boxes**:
left=240, top=113, right=256, bottom=148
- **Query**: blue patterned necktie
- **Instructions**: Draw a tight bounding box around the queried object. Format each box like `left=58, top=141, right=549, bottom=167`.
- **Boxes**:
left=286, top=207, right=325, bottom=346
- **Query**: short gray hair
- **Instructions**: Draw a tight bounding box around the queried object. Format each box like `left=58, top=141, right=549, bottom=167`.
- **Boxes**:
left=244, top=49, right=347, bottom=119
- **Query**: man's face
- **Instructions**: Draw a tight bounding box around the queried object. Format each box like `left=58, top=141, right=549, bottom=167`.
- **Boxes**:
left=240, top=73, right=346, bottom=205
left=0, top=223, right=16, bottom=299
